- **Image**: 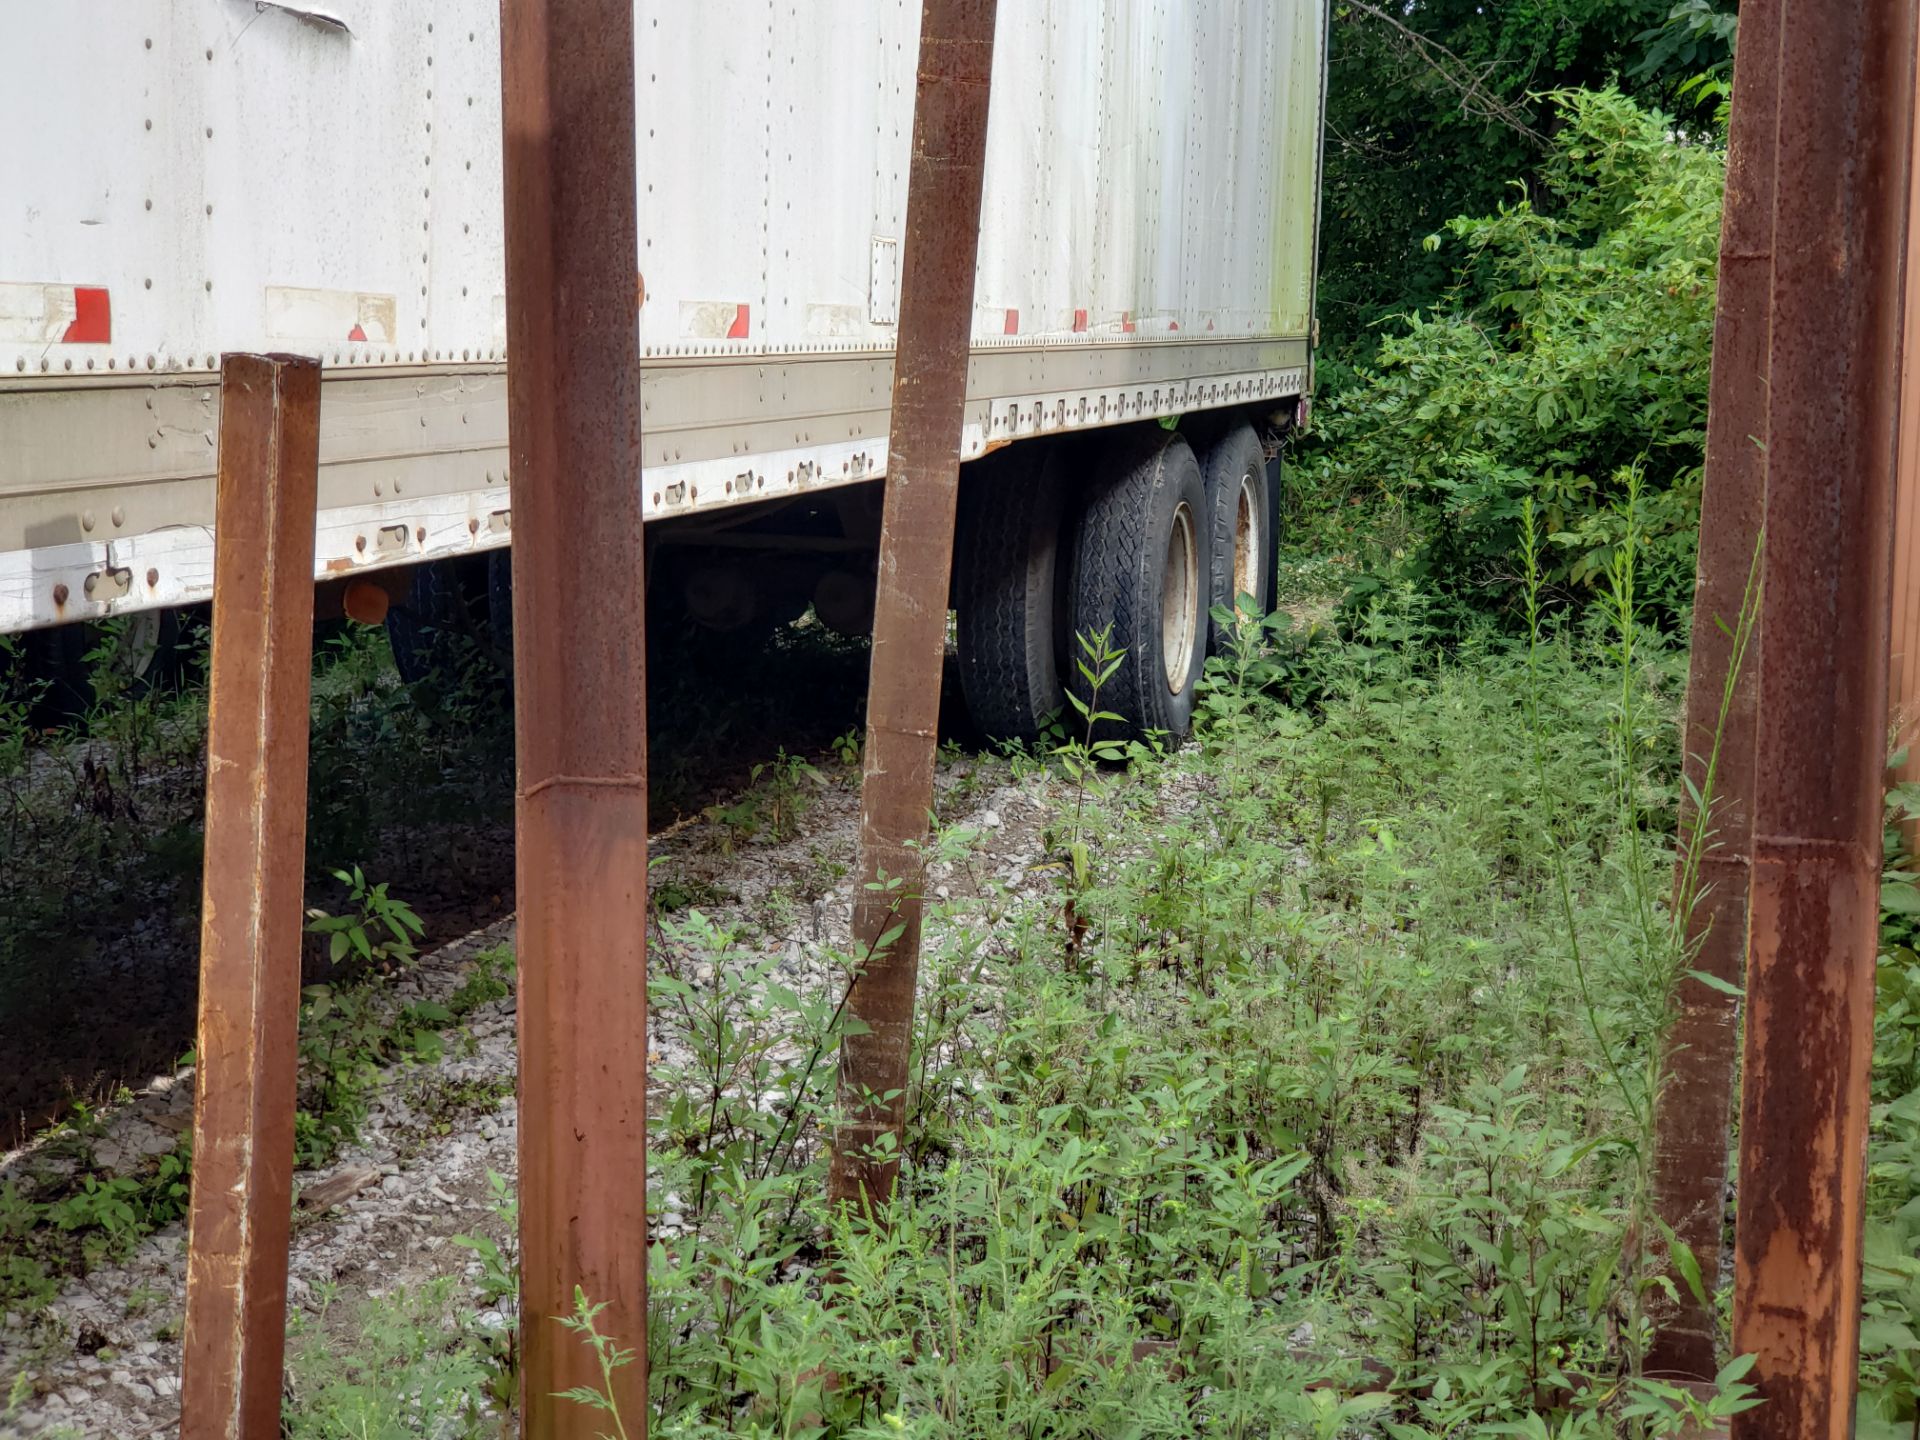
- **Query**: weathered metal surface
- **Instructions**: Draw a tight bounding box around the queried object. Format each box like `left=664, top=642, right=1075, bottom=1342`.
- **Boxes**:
left=831, top=0, right=1001, bottom=1215
left=1891, top=31, right=1920, bottom=848
left=178, top=352, right=320, bottom=1439
left=1645, top=0, right=1779, bottom=1382
left=0, top=0, right=1325, bottom=640
left=0, top=2, right=1316, bottom=368
left=1730, top=0, right=1915, bottom=1434
left=499, top=0, right=651, bottom=1431
left=0, top=343, right=1307, bottom=636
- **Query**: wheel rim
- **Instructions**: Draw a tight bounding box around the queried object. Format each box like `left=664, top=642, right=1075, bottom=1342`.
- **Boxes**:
left=1232, top=467, right=1263, bottom=615
left=1161, top=501, right=1199, bottom=693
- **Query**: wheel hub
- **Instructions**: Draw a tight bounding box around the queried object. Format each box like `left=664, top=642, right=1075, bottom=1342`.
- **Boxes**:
left=1233, top=468, right=1263, bottom=616
left=1161, top=501, right=1198, bottom=693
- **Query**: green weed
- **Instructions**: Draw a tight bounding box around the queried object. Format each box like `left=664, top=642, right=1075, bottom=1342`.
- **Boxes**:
left=283, top=1277, right=495, bottom=1439
left=704, top=750, right=827, bottom=853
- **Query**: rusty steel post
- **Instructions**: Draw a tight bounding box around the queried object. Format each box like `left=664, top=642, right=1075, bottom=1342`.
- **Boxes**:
left=1892, top=22, right=1920, bottom=853
left=179, top=353, right=321, bottom=1440
left=499, top=0, right=650, bottom=1432
left=1730, top=0, right=1916, bottom=1434
left=1645, top=0, right=1779, bottom=1383
left=831, top=0, right=999, bottom=1214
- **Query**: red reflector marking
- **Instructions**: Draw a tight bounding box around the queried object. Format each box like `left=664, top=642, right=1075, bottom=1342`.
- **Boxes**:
left=727, top=303, right=751, bottom=339
left=1168, top=320, right=1179, bottom=332
left=1120, top=311, right=1135, bottom=334
left=1206, top=318, right=1215, bottom=331
left=1004, top=308, right=1018, bottom=335
left=347, top=323, right=368, bottom=342
left=62, top=287, right=111, bottom=344
left=1072, top=308, right=1088, bottom=333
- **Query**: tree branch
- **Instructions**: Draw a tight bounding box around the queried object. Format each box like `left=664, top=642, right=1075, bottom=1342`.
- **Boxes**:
left=1343, top=0, right=1551, bottom=149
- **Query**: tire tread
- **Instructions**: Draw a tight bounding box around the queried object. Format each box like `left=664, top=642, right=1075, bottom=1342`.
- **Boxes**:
left=1069, top=430, right=1206, bottom=741
left=954, top=451, right=1067, bottom=744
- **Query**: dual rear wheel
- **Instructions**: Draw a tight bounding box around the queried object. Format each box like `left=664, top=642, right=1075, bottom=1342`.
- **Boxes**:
left=955, top=420, right=1276, bottom=749
left=373, top=420, right=1277, bottom=748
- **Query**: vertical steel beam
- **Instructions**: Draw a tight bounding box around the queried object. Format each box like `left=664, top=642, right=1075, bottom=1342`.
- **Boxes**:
left=831, top=0, right=999, bottom=1214
left=1891, top=27, right=1920, bottom=851
left=1731, top=0, right=1916, bottom=1434
left=499, top=0, right=650, bottom=1432
left=1646, top=0, right=1780, bottom=1382
left=179, top=353, right=320, bottom=1440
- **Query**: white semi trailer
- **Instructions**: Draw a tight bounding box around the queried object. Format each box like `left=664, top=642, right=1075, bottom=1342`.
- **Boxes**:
left=0, top=0, right=1325, bottom=741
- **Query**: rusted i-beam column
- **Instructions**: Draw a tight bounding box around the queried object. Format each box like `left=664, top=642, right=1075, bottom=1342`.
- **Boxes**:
left=1891, top=28, right=1920, bottom=850
left=499, top=0, right=650, bottom=1433
left=1730, top=0, right=1916, bottom=1434
left=831, top=0, right=999, bottom=1214
left=179, top=353, right=321, bottom=1440
left=1645, top=0, right=1780, bottom=1383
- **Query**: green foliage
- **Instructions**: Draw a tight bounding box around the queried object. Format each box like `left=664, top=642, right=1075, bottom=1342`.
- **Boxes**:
left=306, top=865, right=425, bottom=971
left=43, top=1143, right=191, bottom=1263
left=1304, top=88, right=1724, bottom=631
left=448, top=942, right=516, bottom=1016
left=302, top=621, right=514, bottom=868
left=0, top=614, right=513, bottom=1155
left=294, top=882, right=479, bottom=1167
left=555, top=1290, right=640, bottom=1440
left=704, top=750, right=827, bottom=853
left=832, top=727, right=864, bottom=768
left=0, top=634, right=40, bottom=780
left=1629, top=2, right=1738, bottom=89
left=479, top=514, right=1742, bottom=1439
left=1319, top=0, right=1733, bottom=362
left=296, top=872, right=439, bottom=1165
left=0, top=876, right=506, bottom=1325
left=284, top=1278, right=496, bottom=1439
left=0, top=1128, right=194, bottom=1313
left=1053, top=624, right=1131, bottom=904
left=261, top=527, right=1791, bottom=1437
left=0, top=1182, right=56, bottom=1312
left=1862, top=781, right=1920, bottom=1435
left=448, top=1171, right=520, bottom=1412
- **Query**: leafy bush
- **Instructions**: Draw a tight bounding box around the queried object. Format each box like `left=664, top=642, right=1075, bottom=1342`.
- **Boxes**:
left=262, top=550, right=1783, bottom=1437
left=284, top=1278, right=496, bottom=1440
left=1317, top=0, right=1733, bottom=361
left=606, top=580, right=1749, bottom=1436
left=494, top=533, right=1747, bottom=1437
left=1863, top=783, right=1920, bottom=1435
left=1300, top=87, right=1724, bottom=631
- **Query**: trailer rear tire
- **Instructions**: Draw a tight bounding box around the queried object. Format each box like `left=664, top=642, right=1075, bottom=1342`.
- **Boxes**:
left=385, top=560, right=479, bottom=687
left=23, top=609, right=183, bottom=724
left=954, top=448, right=1072, bottom=746
left=1200, top=423, right=1272, bottom=656
left=487, top=549, right=515, bottom=675
left=1069, top=430, right=1208, bottom=744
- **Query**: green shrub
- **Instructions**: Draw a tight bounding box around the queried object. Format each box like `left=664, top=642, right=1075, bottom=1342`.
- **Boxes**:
left=1862, top=783, right=1920, bottom=1435
left=1299, top=87, right=1723, bottom=632
left=284, top=1279, right=495, bottom=1440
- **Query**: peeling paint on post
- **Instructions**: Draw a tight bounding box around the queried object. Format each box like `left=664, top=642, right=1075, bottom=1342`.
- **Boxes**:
left=1645, top=0, right=1778, bottom=1383
left=499, top=0, right=651, bottom=1433
left=1730, top=0, right=1915, bottom=1434
left=179, top=353, right=320, bottom=1439
left=831, top=0, right=1000, bottom=1215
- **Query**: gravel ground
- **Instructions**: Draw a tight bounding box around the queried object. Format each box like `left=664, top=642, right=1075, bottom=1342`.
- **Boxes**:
left=0, top=749, right=1061, bottom=1438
